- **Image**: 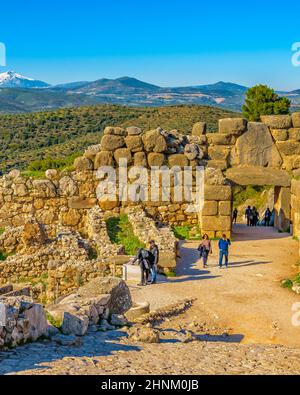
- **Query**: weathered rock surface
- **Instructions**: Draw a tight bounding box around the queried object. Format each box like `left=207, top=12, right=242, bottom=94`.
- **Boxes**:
left=231, top=122, right=283, bottom=168
left=219, top=118, right=247, bottom=135
left=225, top=166, right=291, bottom=187
left=261, top=115, right=292, bottom=129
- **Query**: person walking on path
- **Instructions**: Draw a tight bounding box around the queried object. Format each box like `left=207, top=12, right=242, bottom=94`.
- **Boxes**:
left=264, top=208, right=272, bottom=227
left=232, top=208, right=238, bottom=224
left=198, top=234, right=213, bottom=268
left=149, top=240, right=159, bottom=284
left=245, top=206, right=252, bottom=227
left=132, top=248, right=153, bottom=286
left=218, top=234, right=231, bottom=269
left=252, top=207, right=259, bottom=227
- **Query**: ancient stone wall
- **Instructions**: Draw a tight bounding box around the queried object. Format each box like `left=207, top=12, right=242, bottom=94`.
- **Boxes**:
left=1, top=112, right=300, bottom=283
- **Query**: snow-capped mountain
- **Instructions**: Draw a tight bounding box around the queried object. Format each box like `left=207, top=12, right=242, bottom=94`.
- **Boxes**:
left=0, top=71, right=50, bottom=88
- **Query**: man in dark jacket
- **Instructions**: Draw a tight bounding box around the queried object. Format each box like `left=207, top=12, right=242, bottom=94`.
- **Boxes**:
left=149, top=240, right=159, bottom=284
left=132, top=248, right=151, bottom=286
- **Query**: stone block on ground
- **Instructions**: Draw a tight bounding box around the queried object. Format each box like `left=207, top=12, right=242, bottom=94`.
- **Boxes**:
left=77, top=277, right=132, bottom=315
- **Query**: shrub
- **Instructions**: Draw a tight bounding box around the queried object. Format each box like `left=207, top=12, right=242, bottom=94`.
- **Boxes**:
left=106, top=214, right=145, bottom=256
left=243, top=85, right=291, bottom=121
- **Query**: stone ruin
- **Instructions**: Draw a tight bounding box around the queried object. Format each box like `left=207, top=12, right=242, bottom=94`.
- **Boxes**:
left=0, top=113, right=300, bottom=331
left=0, top=277, right=132, bottom=350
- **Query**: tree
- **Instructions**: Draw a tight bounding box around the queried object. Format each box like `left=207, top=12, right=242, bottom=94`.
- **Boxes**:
left=242, top=84, right=291, bottom=121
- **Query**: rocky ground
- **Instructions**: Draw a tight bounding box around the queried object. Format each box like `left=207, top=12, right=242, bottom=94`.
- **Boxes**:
left=0, top=302, right=300, bottom=375
left=0, top=224, right=300, bottom=375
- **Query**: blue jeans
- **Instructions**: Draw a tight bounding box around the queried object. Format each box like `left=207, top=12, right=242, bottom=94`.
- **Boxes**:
left=219, top=250, right=229, bottom=268
left=150, top=265, right=157, bottom=283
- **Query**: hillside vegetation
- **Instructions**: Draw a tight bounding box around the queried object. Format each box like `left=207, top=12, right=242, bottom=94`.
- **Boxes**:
left=0, top=104, right=239, bottom=172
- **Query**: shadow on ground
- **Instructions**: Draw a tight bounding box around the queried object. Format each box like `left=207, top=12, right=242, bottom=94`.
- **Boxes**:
left=0, top=330, right=139, bottom=375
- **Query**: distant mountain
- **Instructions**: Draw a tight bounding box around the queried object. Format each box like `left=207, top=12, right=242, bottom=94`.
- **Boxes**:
left=0, top=72, right=299, bottom=113
left=73, top=77, right=161, bottom=94
left=0, top=71, right=50, bottom=88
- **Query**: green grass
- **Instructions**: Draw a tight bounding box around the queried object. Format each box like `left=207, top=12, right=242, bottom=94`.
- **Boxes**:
left=0, top=228, right=5, bottom=236
left=46, top=312, right=62, bottom=329
left=0, top=251, right=8, bottom=261
left=282, top=274, right=300, bottom=290
left=172, top=225, right=202, bottom=240
left=106, top=214, right=145, bottom=256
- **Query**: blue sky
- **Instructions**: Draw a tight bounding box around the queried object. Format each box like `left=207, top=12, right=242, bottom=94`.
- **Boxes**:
left=1, top=0, right=300, bottom=90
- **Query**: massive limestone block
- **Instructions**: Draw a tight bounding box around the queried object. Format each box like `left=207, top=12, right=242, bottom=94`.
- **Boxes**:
left=219, top=201, right=232, bottom=216
left=59, top=176, right=79, bottom=197
left=76, top=277, right=132, bottom=315
left=134, top=152, right=148, bottom=167
left=192, top=122, right=207, bottom=136
left=168, top=154, right=189, bottom=168
left=94, top=151, right=114, bottom=168
left=219, top=118, right=247, bottom=135
left=208, top=146, right=231, bottom=161
left=206, top=133, right=236, bottom=145
left=231, top=122, right=283, bottom=168
left=148, top=153, right=165, bottom=167
left=204, top=168, right=229, bottom=186
left=292, top=112, right=300, bottom=128
left=74, top=157, right=94, bottom=171
left=225, top=166, right=291, bottom=187
left=84, top=144, right=102, bottom=161
left=270, top=129, right=288, bottom=142
left=142, top=130, right=167, bottom=153
left=289, top=128, right=300, bottom=141
left=101, top=135, right=125, bottom=151
left=126, top=126, right=142, bottom=136
left=24, top=303, right=48, bottom=341
left=114, top=148, right=133, bottom=166
left=32, top=180, right=57, bottom=198
left=201, top=216, right=232, bottom=231
left=261, top=115, right=292, bottom=129
left=204, top=185, right=232, bottom=201
left=103, top=126, right=126, bottom=136
left=276, top=141, right=300, bottom=156
left=206, top=160, right=228, bottom=171
left=202, top=201, right=218, bottom=216
left=125, top=135, right=144, bottom=152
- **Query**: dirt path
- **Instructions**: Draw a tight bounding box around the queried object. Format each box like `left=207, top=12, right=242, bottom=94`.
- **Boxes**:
left=130, top=225, right=300, bottom=347
left=1, top=225, right=300, bottom=375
